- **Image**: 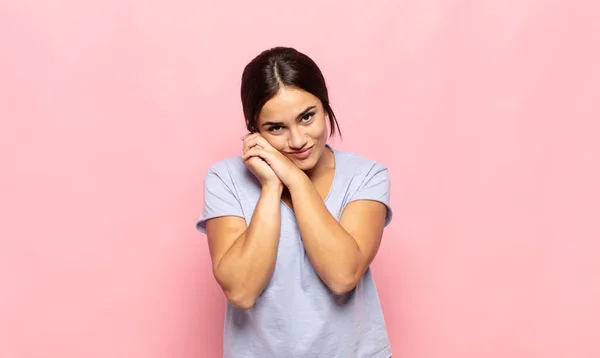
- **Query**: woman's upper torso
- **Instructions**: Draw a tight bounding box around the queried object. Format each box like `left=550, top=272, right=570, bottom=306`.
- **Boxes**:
left=197, top=145, right=393, bottom=358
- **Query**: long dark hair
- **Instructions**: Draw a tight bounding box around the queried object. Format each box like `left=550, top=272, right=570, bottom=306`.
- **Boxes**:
left=240, top=46, right=341, bottom=137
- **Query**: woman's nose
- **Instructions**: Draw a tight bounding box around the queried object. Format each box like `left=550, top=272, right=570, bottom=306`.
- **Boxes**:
left=288, top=128, right=308, bottom=150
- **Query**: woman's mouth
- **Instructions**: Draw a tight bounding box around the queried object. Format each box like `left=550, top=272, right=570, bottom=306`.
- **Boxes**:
left=288, top=146, right=313, bottom=160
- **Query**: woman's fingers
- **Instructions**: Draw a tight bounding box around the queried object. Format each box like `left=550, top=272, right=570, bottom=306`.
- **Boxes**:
left=241, top=145, right=265, bottom=161
left=243, top=134, right=272, bottom=154
left=252, top=136, right=272, bottom=149
left=242, top=133, right=259, bottom=154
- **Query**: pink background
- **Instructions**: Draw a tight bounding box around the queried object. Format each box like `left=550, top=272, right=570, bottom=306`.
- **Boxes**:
left=1, top=1, right=599, bottom=357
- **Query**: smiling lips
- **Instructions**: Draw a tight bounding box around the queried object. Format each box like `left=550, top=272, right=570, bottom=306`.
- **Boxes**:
left=287, top=146, right=313, bottom=160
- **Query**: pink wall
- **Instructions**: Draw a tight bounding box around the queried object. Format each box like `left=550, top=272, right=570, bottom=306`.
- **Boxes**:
left=1, top=1, right=599, bottom=357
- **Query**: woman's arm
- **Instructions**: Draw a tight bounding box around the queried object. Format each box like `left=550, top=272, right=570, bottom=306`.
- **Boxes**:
left=287, top=175, right=387, bottom=295
left=240, top=136, right=389, bottom=295
left=205, top=183, right=283, bottom=309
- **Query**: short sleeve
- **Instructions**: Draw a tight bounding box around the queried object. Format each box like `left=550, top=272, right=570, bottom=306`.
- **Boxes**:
left=347, top=163, right=393, bottom=227
left=196, top=167, right=245, bottom=234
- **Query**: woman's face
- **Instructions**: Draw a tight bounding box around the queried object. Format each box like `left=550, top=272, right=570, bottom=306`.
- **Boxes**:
left=256, top=87, right=329, bottom=171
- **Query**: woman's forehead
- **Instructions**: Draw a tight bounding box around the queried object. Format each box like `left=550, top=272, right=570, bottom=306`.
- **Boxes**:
left=259, top=88, right=320, bottom=122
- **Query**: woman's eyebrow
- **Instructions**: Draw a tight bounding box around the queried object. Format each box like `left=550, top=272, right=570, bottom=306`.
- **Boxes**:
left=295, top=105, right=317, bottom=120
left=262, top=121, right=283, bottom=127
left=261, top=105, right=317, bottom=127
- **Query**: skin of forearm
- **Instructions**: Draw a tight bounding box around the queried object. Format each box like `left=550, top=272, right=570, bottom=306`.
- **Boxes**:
left=288, top=175, right=362, bottom=294
left=214, top=184, right=283, bottom=308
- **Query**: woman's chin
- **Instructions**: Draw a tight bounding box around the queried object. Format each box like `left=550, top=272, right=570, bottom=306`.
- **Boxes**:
left=292, top=160, right=312, bottom=171
left=290, top=156, right=316, bottom=172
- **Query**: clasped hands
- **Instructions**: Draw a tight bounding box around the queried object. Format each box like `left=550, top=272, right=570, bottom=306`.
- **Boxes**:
left=241, top=133, right=306, bottom=189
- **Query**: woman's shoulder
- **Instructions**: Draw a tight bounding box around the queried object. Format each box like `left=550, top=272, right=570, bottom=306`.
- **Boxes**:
left=203, top=155, right=251, bottom=186
left=333, top=147, right=389, bottom=175
left=205, top=155, right=245, bottom=174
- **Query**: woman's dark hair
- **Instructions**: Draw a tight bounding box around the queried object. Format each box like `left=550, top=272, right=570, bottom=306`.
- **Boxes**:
left=240, top=46, right=341, bottom=137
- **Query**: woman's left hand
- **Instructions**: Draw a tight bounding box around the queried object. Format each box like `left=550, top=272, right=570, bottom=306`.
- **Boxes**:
left=241, top=133, right=306, bottom=188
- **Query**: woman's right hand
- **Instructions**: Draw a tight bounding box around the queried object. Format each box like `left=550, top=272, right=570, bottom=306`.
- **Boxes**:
left=242, top=133, right=281, bottom=188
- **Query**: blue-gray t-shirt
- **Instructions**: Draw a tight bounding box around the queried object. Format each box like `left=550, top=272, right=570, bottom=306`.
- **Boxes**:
left=197, top=145, right=393, bottom=358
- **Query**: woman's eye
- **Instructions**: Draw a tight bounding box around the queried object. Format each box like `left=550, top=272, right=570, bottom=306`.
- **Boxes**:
left=268, top=125, right=283, bottom=133
left=301, top=113, right=314, bottom=122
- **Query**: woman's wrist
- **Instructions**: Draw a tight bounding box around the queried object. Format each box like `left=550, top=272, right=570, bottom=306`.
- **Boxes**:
left=285, top=170, right=311, bottom=193
left=262, top=181, right=284, bottom=196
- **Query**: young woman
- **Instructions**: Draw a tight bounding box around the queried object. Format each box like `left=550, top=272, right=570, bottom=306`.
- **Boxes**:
left=196, top=46, right=393, bottom=357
